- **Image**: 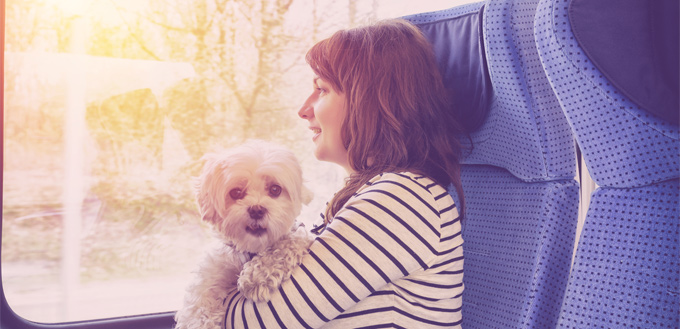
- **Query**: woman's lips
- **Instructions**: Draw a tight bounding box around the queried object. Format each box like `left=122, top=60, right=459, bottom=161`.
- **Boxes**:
left=310, top=127, right=321, bottom=141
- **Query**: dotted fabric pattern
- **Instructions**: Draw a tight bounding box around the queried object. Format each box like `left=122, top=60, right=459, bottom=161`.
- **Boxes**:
left=535, top=0, right=680, bottom=327
left=409, top=1, right=580, bottom=328
left=473, top=0, right=575, bottom=182
left=406, top=0, right=576, bottom=182
left=534, top=0, right=680, bottom=188
left=404, top=1, right=484, bottom=23
left=557, top=180, right=680, bottom=328
left=451, top=165, right=579, bottom=329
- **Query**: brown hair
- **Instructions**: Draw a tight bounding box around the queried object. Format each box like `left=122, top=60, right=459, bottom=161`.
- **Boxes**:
left=306, top=19, right=466, bottom=222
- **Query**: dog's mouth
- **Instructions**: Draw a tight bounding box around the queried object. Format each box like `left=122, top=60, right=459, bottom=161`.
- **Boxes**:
left=245, top=222, right=267, bottom=236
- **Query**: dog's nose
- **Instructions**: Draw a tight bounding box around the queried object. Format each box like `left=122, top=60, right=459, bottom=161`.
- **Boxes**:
left=248, top=205, right=267, bottom=220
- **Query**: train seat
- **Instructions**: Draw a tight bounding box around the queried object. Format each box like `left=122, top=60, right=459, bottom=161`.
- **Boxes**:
left=535, top=0, right=680, bottom=327
left=405, top=1, right=579, bottom=327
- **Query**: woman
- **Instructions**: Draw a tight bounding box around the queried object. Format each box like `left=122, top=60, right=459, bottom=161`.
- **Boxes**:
left=224, top=19, right=465, bottom=328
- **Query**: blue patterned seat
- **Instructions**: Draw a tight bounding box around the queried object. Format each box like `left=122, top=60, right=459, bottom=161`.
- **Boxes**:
left=535, top=0, right=680, bottom=328
left=405, top=1, right=579, bottom=327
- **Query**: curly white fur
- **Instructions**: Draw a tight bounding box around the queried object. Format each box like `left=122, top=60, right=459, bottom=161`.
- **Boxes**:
left=238, top=226, right=312, bottom=302
left=174, top=140, right=313, bottom=329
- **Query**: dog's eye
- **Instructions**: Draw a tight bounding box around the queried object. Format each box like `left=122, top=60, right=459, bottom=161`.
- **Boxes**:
left=229, top=188, right=245, bottom=200
left=269, top=184, right=282, bottom=197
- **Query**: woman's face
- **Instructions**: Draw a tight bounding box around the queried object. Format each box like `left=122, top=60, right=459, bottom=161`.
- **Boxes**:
left=298, top=76, right=350, bottom=172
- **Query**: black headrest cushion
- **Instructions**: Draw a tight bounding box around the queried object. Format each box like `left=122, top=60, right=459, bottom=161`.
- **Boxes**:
left=406, top=6, right=493, bottom=134
left=570, top=0, right=679, bottom=124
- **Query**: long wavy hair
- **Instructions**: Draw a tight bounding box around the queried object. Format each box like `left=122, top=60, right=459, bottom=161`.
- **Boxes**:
left=306, top=19, right=466, bottom=222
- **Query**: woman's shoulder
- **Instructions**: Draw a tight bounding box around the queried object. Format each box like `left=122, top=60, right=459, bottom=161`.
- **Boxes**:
left=359, top=171, right=445, bottom=201
left=366, top=171, right=435, bottom=188
left=347, top=171, right=458, bottom=231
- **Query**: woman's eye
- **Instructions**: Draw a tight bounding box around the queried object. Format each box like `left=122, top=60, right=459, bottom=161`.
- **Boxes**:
left=229, top=188, right=245, bottom=200
left=269, top=184, right=282, bottom=197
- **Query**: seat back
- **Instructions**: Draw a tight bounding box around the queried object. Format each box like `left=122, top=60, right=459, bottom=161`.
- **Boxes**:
left=535, top=0, right=680, bottom=327
left=405, top=1, right=579, bottom=327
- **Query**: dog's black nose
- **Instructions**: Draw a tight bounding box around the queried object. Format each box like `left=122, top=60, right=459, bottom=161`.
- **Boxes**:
left=248, top=205, right=267, bottom=220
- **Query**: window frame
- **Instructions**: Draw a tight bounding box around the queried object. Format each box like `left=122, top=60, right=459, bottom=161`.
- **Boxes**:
left=1, top=294, right=175, bottom=329
left=0, top=0, right=593, bottom=327
left=0, top=0, right=176, bottom=327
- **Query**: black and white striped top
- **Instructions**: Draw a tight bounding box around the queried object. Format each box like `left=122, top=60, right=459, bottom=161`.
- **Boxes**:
left=224, top=172, right=464, bottom=328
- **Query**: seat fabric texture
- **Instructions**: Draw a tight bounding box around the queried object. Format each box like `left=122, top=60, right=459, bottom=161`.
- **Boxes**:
left=535, top=0, right=680, bottom=327
left=534, top=0, right=679, bottom=188
left=557, top=180, right=679, bottom=329
left=406, top=1, right=579, bottom=328
left=453, top=166, right=578, bottom=329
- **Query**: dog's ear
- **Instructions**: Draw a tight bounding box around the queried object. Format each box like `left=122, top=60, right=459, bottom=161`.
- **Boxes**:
left=301, top=185, right=314, bottom=205
left=195, top=154, right=223, bottom=224
left=197, top=191, right=221, bottom=224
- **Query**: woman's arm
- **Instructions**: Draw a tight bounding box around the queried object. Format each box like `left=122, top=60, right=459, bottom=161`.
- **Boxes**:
left=224, top=173, right=450, bottom=329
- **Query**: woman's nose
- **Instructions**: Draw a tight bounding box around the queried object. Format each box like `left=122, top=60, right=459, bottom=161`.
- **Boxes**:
left=298, top=95, right=315, bottom=119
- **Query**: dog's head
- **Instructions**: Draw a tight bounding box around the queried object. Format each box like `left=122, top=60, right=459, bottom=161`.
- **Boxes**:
left=196, top=140, right=312, bottom=253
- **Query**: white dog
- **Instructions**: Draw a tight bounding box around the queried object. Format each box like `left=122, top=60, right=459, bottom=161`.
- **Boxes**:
left=175, top=140, right=313, bottom=329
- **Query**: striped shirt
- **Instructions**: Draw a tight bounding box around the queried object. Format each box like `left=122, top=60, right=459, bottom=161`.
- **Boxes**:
left=224, top=172, right=464, bottom=328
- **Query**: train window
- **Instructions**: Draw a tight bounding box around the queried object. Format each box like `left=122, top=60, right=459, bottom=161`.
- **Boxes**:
left=1, top=0, right=479, bottom=323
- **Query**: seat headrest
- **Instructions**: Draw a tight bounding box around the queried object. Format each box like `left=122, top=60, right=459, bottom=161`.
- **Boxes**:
left=404, top=4, right=493, bottom=134
left=569, top=0, right=679, bottom=124
left=535, top=0, right=679, bottom=187
left=407, top=1, right=577, bottom=182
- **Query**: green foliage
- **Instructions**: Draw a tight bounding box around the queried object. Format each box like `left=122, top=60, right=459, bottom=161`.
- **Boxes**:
left=3, top=0, right=374, bottom=283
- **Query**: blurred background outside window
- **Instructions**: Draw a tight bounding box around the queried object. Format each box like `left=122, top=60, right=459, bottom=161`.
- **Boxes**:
left=2, top=0, right=477, bottom=323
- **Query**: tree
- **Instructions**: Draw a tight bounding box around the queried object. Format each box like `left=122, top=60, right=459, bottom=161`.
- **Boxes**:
left=131, top=0, right=304, bottom=157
